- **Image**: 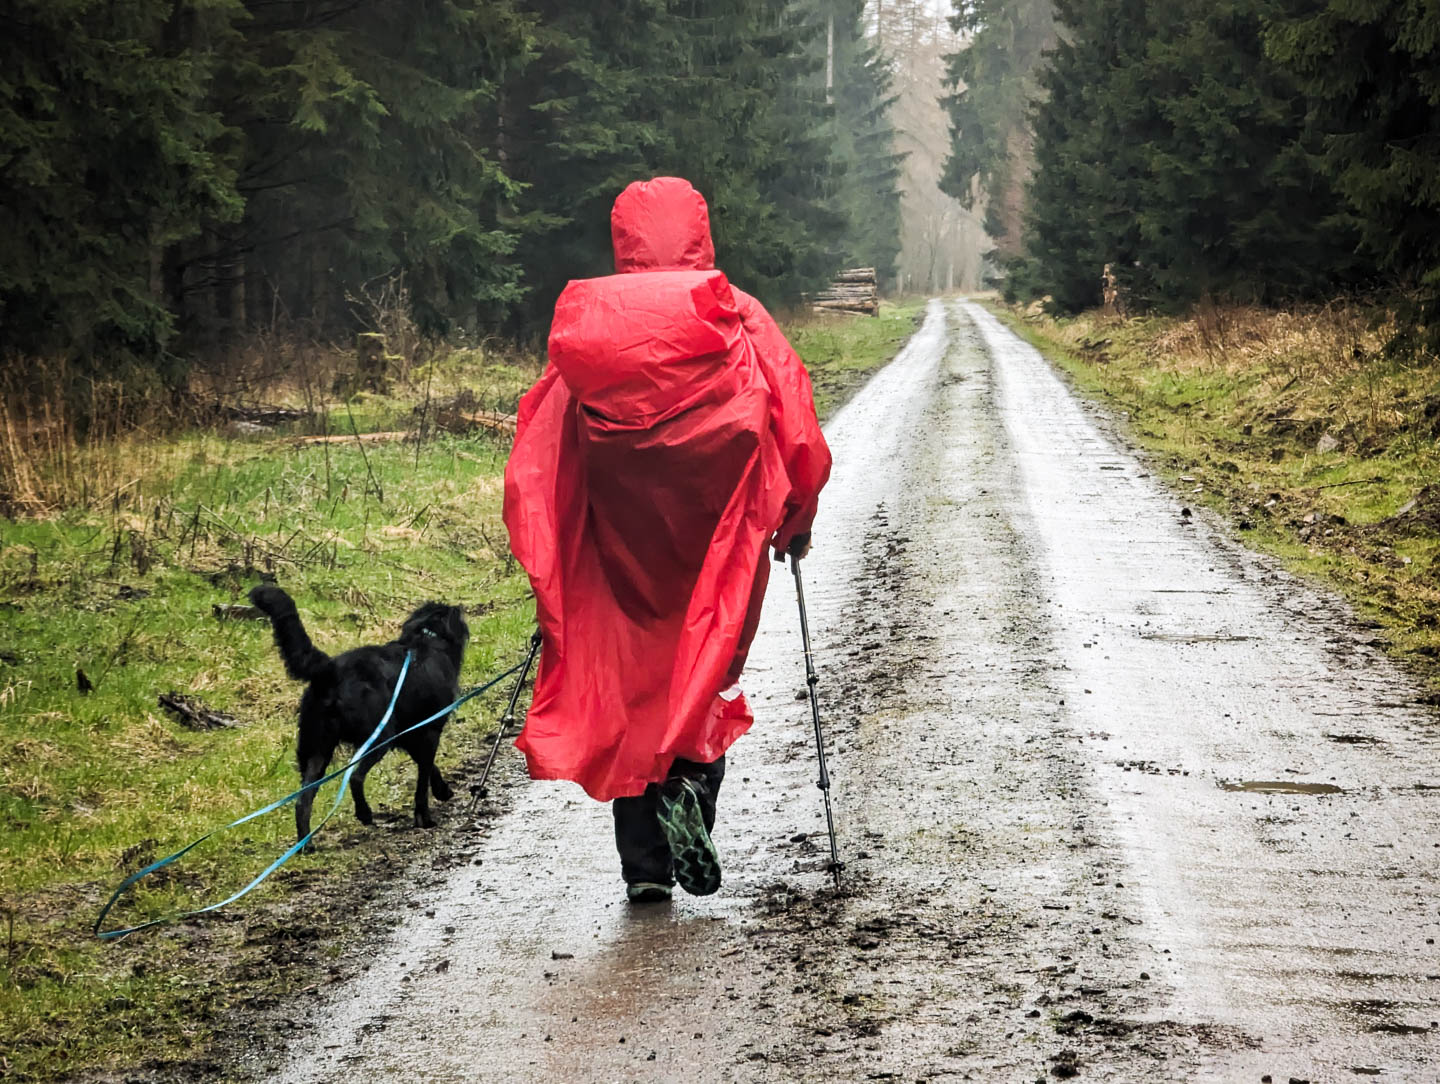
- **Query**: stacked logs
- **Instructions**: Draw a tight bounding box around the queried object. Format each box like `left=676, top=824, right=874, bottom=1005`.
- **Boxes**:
left=811, top=267, right=878, bottom=317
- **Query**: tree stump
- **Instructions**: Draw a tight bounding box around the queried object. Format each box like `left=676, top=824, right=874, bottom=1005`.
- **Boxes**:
left=356, top=332, right=391, bottom=392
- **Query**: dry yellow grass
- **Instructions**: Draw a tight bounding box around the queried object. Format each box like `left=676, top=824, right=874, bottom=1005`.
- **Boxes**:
left=1003, top=299, right=1440, bottom=687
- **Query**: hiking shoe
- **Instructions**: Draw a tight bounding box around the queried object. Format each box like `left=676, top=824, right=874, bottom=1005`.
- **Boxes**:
left=657, top=778, right=721, bottom=896
left=626, top=881, right=673, bottom=904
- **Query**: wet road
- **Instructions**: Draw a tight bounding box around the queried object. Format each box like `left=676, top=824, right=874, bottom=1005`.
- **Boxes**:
left=261, top=300, right=1440, bottom=1082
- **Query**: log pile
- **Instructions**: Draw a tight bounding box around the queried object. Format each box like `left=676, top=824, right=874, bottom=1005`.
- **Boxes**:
left=294, top=410, right=517, bottom=446
left=811, top=267, right=879, bottom=317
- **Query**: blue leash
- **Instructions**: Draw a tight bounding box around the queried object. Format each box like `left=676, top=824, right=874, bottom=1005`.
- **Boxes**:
left=96, top=652, right=527, bottom=940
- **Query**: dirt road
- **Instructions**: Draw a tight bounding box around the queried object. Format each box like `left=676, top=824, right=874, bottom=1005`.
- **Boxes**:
left=254, top=300, right=1440, bottom=1082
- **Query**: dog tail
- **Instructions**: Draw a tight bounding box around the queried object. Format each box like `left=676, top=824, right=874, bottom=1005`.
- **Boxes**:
left=248, top=585, right=332, bottom=682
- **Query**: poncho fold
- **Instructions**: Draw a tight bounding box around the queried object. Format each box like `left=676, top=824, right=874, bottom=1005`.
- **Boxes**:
left=503, top=177, right=830, bottom=800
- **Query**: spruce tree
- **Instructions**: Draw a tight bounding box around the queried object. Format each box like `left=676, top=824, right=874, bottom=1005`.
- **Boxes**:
left=1267, top=0, right=1440, bottom=347
left=1012, top=0, right=1156, bottom=310
left=824, top=0, right=905, bottom=287
left=0, top=0, right=241, bottom=372
left=205, top=0, right=533, bottom=340
left=940, top=0, right=1054, bottom=257
left=1135, top=0, right=1361, bottom=306
left=505, top=0, right=854, bottom=317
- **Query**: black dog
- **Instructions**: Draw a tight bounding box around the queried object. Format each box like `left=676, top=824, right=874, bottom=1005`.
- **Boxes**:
left=249, top=585, right=469, bottom=842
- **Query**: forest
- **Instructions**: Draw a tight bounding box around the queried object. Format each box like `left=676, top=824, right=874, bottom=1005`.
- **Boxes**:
left=11, top=1, right=1436, bottom=381
left=3, top=5, right=1440, bottom=1080
left=1, top=0, right=901, bottom=385
left=945, top=0, right=1440, bottom=352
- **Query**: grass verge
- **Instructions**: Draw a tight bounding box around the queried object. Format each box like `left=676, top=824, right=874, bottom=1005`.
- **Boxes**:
left=788, top=298, right=928, bottom=419
left=989, top=301, right=1440, bottom=691
left=0, top=347, right=540, bottom=1081
left=0, top=303, right=922, bottom=1081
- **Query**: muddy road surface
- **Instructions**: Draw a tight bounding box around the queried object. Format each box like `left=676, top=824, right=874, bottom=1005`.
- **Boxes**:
left=253, top=300, right=1440, bottom=1082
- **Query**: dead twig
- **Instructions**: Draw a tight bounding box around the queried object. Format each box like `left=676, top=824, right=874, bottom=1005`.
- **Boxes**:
left=159, top=691, right=238, bottom=731
left=1311, top=475, right=1385, bottom=491
left=343, top=399, right=384, bottom=505
left=298, top=431, right=414, bottom=445
left=213, top=603, right=265, bottom=621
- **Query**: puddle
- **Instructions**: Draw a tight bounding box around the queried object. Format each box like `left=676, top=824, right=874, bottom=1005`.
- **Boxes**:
left=1327, top=734, right=1383, bottom=745
left=1141, top=632, right=1256, bottom=644
left=1348, top=999, right=1400, bottom=1017
left=1350, top=1068, right=1383, bottom=1076
left=1217, top=780, right=1344, bottom=795
left=1368, top=1023, right=1430, bottom=1036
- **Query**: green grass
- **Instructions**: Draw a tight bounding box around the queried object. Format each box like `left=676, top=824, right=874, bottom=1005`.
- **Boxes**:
left=0, top=306, right=922, bottom=1081
left=991, top=301, right=1440, bottom=689
left=0, top=348, right=542, bottom=1080
left=789, top=298, right=928, bottom=418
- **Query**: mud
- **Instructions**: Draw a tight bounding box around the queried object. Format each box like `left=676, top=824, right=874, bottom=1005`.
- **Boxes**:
left=239, top=300, right=1440, bottom=1082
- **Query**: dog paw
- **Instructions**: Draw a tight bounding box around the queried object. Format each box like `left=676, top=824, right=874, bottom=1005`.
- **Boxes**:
left=414, top=811, right=438, bottom=829
left=432, top=779, right=454, bottom=803
left=354, top=806, right=374, bottom=826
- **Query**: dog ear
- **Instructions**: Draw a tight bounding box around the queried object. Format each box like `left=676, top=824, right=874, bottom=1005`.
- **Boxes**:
left=401, top=603, right=441, bottom=644
left=444, top=606, right=470, bottom=646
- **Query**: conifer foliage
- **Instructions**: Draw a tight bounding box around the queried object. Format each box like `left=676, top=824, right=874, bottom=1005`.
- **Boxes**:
left=1003, top=0, right=1363, bottom=313
left=1266, top=0, right=1440, bottom=348
left=952, top=0, right=1440, bottom=348
left=1, top=0, right=902, bottom=375
left=939, top=0, right=1053, bottom=256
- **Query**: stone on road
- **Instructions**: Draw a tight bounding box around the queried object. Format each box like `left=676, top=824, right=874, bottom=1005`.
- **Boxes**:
left=260, top=300, right=1440, bottom=1083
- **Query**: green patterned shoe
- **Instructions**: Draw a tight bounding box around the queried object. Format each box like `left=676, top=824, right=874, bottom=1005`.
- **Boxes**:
left=657, top=778, right=721, bottom=896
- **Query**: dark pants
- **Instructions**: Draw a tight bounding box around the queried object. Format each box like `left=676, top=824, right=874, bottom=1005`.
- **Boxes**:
left=610, top=553, right=761, bottom=884
left=612, top=756, right=725, bottom=885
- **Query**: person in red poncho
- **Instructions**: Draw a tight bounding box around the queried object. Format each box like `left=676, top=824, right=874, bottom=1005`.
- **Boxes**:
left=503, top=177, right=831, bottom=903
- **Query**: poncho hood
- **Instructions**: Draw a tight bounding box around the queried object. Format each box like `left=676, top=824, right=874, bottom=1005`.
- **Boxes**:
left=611, top=177, right=716, bottom=273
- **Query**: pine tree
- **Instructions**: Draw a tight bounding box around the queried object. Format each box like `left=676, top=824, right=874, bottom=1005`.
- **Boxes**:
left=1013, top=0, right=1358, bottom=313
left=1134, top=0, right=1361, bottom=306
left=1266, top=0, right=1440, bottom=347
left=504, top=0, right=856, bottom=317
left=658, top=0, right=842, bottom=303
left=940, top=0, right=1054, bottom=257
left=0, top=0, right=242, bottom=372
left=203, top=0, right=533, bottom=340
left=824, top=0, right=904, bottom=287
left=1012, top=0, right=1157, bottom=310
left=1, top=0, right=905, bottom=376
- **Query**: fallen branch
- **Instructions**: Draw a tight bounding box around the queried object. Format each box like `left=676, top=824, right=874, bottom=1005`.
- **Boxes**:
left=217, top=405, right=313, bottom=426
left=434, top=410, right=518, bottom=437
left=298, top=431, right=413, bottom=445
left=295, top=411, right=517, bottom=446
left=1311, top=475, right=1385, bottom=491
left=159, top=691, right=238, bottom=731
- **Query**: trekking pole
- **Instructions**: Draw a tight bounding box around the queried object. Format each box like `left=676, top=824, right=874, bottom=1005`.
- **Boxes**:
left=791, top=556, right=843, bottom=888
left=469, top=628, right=543, bottom=809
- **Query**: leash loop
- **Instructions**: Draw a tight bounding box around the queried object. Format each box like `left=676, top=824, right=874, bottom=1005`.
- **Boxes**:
left=96, top=652, right=526, bottom=940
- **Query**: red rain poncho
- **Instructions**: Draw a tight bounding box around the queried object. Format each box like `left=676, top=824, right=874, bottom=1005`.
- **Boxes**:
left=503, top=177, right=831, bottom=801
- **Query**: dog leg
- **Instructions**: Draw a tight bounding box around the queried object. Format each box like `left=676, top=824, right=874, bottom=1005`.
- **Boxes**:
left=295, top=748, right=333, bottom=845
left=430, top=761, right=453, bottom=803
left=350, top=748, right=384, bottom=826
left=411, top=729, right=441, bottom=828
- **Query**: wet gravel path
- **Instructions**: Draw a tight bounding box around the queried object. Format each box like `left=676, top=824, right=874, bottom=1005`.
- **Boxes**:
left=253, top=300, right=1440, bottom=1082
